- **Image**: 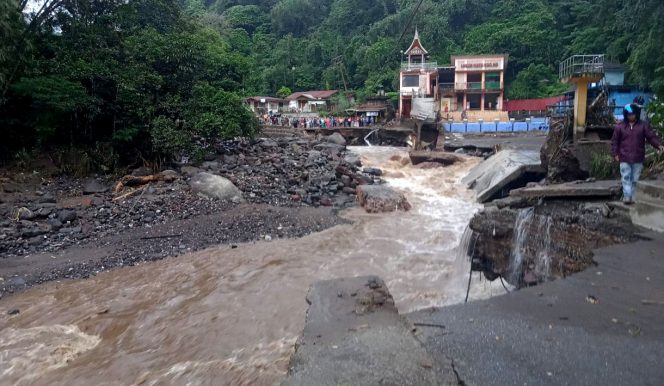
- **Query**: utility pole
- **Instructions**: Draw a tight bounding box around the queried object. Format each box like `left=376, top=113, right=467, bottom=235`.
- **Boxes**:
left=333, top=55, right=348, bottom=92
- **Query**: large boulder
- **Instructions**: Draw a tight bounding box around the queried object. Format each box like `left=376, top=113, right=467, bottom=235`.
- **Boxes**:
left=324, top=132, right=347, bottom=146
left=189, top=172, right=245, bottom=203
left=180, top=166, right=202, bottom=178
left=356, top=185, right=411, bottom=213
left=82, top=179, right=109, bottom=195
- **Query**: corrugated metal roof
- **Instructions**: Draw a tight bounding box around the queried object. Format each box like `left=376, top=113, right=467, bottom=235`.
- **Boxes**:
left=246, top=96, right=285, bottom=103
left=286, top=90, right=339, bottom=101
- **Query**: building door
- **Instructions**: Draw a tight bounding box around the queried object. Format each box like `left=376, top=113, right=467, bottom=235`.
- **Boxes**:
left=402, top=99, right=412, bottom=118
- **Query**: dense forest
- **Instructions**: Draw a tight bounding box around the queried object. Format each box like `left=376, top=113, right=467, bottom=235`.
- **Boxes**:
left=1, top=0, right=663, bottom=169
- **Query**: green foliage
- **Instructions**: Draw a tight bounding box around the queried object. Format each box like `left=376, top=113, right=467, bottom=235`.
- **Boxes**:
left=151, top=116, right=191, bottom=155
left=508, top=64, right=569, bottom=100
left=590, top=151, right=618, bottom=179
left=222, top=5, right=269, bottom=34
left=185, top=82, right=259, bottom=140
left=1, top=0, right=258, bottom=165
left=276, top=86, right=292, bottom=98
left=270, top=0, right=325, bottom=36
left=463, top=0, right=561, bottom=77
left=0, top=0, right=24, bottom=97
left=330, top=92, right=353, bottom=112
left=647, top=99, right=664, bottom=139
left=5, top=0, right=664, bottom=168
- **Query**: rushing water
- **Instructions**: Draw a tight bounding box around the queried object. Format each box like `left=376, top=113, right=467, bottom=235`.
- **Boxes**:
left=509, top=207, right=554, bottom=286
left=0, top=147, right=504, bottom=386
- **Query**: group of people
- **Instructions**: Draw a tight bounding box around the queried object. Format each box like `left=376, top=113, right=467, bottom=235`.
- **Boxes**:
left=260, top=114, right=378, bottom=129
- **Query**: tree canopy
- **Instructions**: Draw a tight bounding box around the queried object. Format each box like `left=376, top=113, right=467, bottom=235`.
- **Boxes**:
left=2, top=0, right=664, bottom=166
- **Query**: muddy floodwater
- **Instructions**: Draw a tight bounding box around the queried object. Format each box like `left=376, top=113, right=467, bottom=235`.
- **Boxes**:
left=0, top=147, right=504, bottom=385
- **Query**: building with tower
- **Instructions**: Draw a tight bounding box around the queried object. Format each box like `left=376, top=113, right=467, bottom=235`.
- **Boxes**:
left=398, top=30, right=509, bottom=123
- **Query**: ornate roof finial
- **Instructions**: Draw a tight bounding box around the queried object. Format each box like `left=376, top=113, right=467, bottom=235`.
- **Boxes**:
left=405, top=27, right=428, bottom=56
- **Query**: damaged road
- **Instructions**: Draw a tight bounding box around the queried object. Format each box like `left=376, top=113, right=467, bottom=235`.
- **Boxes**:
left=408, top=231, right=664, bottom=386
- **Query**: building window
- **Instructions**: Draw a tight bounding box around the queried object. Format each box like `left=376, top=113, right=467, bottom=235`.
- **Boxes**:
left=467, top=73, right=482, bottom=90
left=402, top=75, right=419, bottom=87
left=486, top=72, right=501, bottom=90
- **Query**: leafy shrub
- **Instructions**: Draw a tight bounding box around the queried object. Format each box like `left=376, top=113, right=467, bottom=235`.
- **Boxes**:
left=150, top=116, right=190, bottom=156
left=590, top=151, right=618, bottom=179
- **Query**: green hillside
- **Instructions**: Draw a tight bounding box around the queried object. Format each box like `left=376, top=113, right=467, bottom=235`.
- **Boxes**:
left=1, top=0, right=663, bottom=165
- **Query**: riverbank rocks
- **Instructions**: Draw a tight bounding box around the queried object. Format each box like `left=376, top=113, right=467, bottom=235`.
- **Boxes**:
left=189, top=172, right=245, bottom=203
left=356, top=185, right=411, bottom=213
left=0, top=137, right=360, bottom=259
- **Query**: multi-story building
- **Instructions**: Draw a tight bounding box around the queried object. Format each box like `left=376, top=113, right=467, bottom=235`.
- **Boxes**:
left=398, top=29, right=439, bottom=121
left=451, top=55, right=507, bottom=114
left=398, top=31, right=509, bottom=122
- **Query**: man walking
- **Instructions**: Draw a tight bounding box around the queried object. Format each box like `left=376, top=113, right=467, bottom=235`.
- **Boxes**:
left=611, top=103, right=664, bottom=204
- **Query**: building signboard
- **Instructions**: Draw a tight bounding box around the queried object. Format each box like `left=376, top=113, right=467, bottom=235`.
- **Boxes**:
left=455, top=58, right=505, bottom=71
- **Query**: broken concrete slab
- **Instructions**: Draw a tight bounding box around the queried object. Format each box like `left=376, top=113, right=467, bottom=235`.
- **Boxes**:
left=409, top=150, right=466, bottom=166
left=462, top=149, right=544, bottom=203
left=632, top=180, right=664, bottom=233
left=356, top=184, right=411, bottom=213
left=282, top=276, right=456, bottom=386
left=510, top=180, right=621, bottom=199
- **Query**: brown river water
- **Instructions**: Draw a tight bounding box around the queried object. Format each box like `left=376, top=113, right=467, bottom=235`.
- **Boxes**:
left=0, top=147, right=503, bottom=385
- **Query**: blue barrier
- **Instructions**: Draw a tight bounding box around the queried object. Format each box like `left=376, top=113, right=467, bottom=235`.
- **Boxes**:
left=466, top=123, right=481, bottom=133
left=513, top=122, right=529, bottom=131
left=443, top=119, right=550, bottom=132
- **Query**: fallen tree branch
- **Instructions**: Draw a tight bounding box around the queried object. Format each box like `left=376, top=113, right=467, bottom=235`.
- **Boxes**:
left=112, top=174, right=161, bottom=193
left=112, top=185, right=147, bottom=202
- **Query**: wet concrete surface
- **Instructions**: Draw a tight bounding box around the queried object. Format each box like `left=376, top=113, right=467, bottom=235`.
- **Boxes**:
left=409, top=232, right=664, bottom=386
left=510, top=179, right=621, bottom=199
left=462, top=149, right=544, bottom=202
left=283, top=276, right=457, bottom=386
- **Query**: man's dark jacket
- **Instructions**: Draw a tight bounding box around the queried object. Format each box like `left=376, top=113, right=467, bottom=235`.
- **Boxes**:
left=611, top=120, right=663, bottom=163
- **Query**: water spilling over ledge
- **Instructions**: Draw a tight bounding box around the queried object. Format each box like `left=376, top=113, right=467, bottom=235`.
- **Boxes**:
left=465, top=200, right=642, bottom=287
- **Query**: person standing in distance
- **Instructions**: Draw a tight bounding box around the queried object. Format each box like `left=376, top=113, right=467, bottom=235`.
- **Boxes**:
left=611, top=103, right=664, bottom=204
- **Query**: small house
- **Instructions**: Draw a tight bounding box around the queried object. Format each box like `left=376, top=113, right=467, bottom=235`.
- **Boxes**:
left=246, top=96, right=285, bottom=115
left=285, top=90, right=341, bottom=113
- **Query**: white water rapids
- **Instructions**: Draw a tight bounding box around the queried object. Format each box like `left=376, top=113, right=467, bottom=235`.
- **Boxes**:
left=0, top=146, right=504, bottom=385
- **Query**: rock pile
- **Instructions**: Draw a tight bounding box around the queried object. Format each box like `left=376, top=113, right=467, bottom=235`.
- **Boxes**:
left=0, top=136, right=383, bottom=258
